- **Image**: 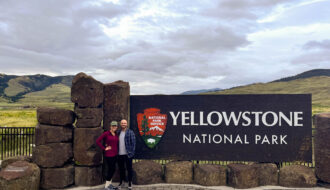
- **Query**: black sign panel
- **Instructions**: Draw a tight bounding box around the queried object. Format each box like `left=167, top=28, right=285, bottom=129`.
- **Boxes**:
left=130, top=94, right=312, bottom=162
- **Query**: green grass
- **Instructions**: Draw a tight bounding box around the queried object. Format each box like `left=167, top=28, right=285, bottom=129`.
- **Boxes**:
left=4, top=77, right=30, bottom=96
left=0, top=84, right=74, bottom=127
left=0, top=110, right=37, bottom=127
left=18, top=83, right=73, bottom=109
left=0, top=83, right=73, bottom=127
left=205, top=76, right=330, bottom=115
left=0, top=83, right=73, bottom=110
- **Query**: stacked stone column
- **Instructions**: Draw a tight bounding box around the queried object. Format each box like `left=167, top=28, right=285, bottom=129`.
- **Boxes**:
left=71, top=72, right=104, bottom=186
left=103, top=80, right=130, bottom=131
left=315, top=113, right=330, bottom=184
left=33, top=107, right=75, bottom=189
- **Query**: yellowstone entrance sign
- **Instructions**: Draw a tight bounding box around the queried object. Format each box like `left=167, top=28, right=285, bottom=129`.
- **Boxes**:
left=130, top=94, right=312, bottom=162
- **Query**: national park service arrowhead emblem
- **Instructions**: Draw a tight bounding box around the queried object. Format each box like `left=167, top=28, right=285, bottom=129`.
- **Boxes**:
left=137, top=108, right=167, bottom=148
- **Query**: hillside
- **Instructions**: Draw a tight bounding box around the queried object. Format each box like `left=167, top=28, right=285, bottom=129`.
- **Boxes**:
left=205, top=76, right=330, bottom=115
left=273, top=69, right=330, bottom=82
left=181, top=88, right=223, bottom=95
left=0, top=74, right=74, bottom=109
left=18, top=84, right=73, bottom=109
left=0, top=69, right=329, bottom=112
left=0, top=70, right=329, bottom=127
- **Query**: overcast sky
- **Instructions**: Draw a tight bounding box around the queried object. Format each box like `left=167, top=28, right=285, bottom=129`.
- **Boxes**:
left=0, top=0, right=330, bottom=94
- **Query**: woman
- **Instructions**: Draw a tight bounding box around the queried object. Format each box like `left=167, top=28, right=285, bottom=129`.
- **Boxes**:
left=96, top=121, right=119, bottom=190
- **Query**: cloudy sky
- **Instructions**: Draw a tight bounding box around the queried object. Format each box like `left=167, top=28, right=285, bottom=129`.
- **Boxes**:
left=0, top=0, right=329, bottom=94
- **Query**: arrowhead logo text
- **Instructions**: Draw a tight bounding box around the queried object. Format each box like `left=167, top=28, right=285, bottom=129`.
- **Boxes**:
left=137, top=108, right=167, bottom=148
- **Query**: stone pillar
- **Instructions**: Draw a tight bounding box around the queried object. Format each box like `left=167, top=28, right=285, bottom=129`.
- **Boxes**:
left=315, top=113, right=330, bottom=183
left=33, top=107, right=75, bottom=189
left=71, top=72, right=104, bottom=186
left=75, top=166, right=103, bottom=186
left=103, top=80, right=130, bottom=131
left=71, top=72, right=104, bottom=109
left=74, top=128, right=103, bottom=166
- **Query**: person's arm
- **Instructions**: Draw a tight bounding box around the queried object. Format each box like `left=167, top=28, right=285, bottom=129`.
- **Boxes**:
left=127, top=130, right=136, bottom=155
left=96, top=132, right=106, bottom=150
left=131, top=130, right=136, bottom=152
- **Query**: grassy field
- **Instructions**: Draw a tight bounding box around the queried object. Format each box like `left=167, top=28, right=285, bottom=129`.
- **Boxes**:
left=0, top=109, right=37, bottom=127
left=312, top=104, right=330, bottom=115
left=18, top=84, right=72, bottom=106
left=0, top=84, right=73, bottom=127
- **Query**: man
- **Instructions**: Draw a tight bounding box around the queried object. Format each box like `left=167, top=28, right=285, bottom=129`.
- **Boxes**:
left=117, top=119, right=136, bottom=190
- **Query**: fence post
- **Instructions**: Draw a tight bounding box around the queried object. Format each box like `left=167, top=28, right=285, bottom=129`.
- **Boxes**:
left=0, top=127, right=35, bottom=160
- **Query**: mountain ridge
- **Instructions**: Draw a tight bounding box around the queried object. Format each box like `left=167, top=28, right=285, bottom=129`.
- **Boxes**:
left=0, top=74, right=74, bottom=102
left=181, top=88, right=223, bottom=95
left=0, top=69, right=329, bottom=112
left=272, top=69, right=330, bottom=83
left=205, top=75, right=330, bottom=115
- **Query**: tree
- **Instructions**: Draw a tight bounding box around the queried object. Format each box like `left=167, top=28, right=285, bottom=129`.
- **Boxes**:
left=141, top=115, right=149, bottom=136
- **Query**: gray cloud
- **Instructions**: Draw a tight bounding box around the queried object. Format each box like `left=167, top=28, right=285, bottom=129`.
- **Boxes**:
left=292, top=51, right=330, bottom=65
left=303, top=39, right=330, bottom=50
left=0, top=0, right=135, bottom=55
left=291, top=39, right=330, bottom=67
left=0, top=0, right=138, bottom=75
left=163, top=26, right=249, bottom=53
left=0, top=0, right=328, bottom=94
left=110, top=51, right=182, bottom=72
left=201, top=0, right=289, bottom=21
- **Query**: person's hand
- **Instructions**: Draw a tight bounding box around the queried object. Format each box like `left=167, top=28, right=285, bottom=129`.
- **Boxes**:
left=105, top=146, right=112, bottom=151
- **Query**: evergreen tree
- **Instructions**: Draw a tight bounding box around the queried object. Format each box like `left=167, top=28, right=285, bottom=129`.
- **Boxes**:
left=141, top=115, right=149, bottom=136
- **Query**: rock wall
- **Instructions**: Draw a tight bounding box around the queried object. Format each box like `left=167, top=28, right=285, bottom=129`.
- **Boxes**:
left=33, top=107, right=75, bottom=189
left=0, top=160, right=40, bottom=190
left=26, top=72, right=330, bottom=188
left=71, top=73, right=104, bottom=186
left=315, top=113, right=330, bottom=184
left=103, top=80, right=130, bottom=131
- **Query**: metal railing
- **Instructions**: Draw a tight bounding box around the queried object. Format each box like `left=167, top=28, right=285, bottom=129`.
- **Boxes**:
left=0, top=127, right=35, bottom=160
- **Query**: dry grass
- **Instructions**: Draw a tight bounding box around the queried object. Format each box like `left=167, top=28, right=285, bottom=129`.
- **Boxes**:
left=0, top=109, right=37, bottom=127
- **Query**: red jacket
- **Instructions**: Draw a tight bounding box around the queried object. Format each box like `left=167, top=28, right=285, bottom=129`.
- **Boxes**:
left=96, top=131, right=119, bottom=157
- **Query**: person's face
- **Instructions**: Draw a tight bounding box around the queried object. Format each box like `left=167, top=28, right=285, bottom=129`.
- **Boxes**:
left=121, top=120, right=127, bottom=130
left=110, top=125, right=118, bottom=132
